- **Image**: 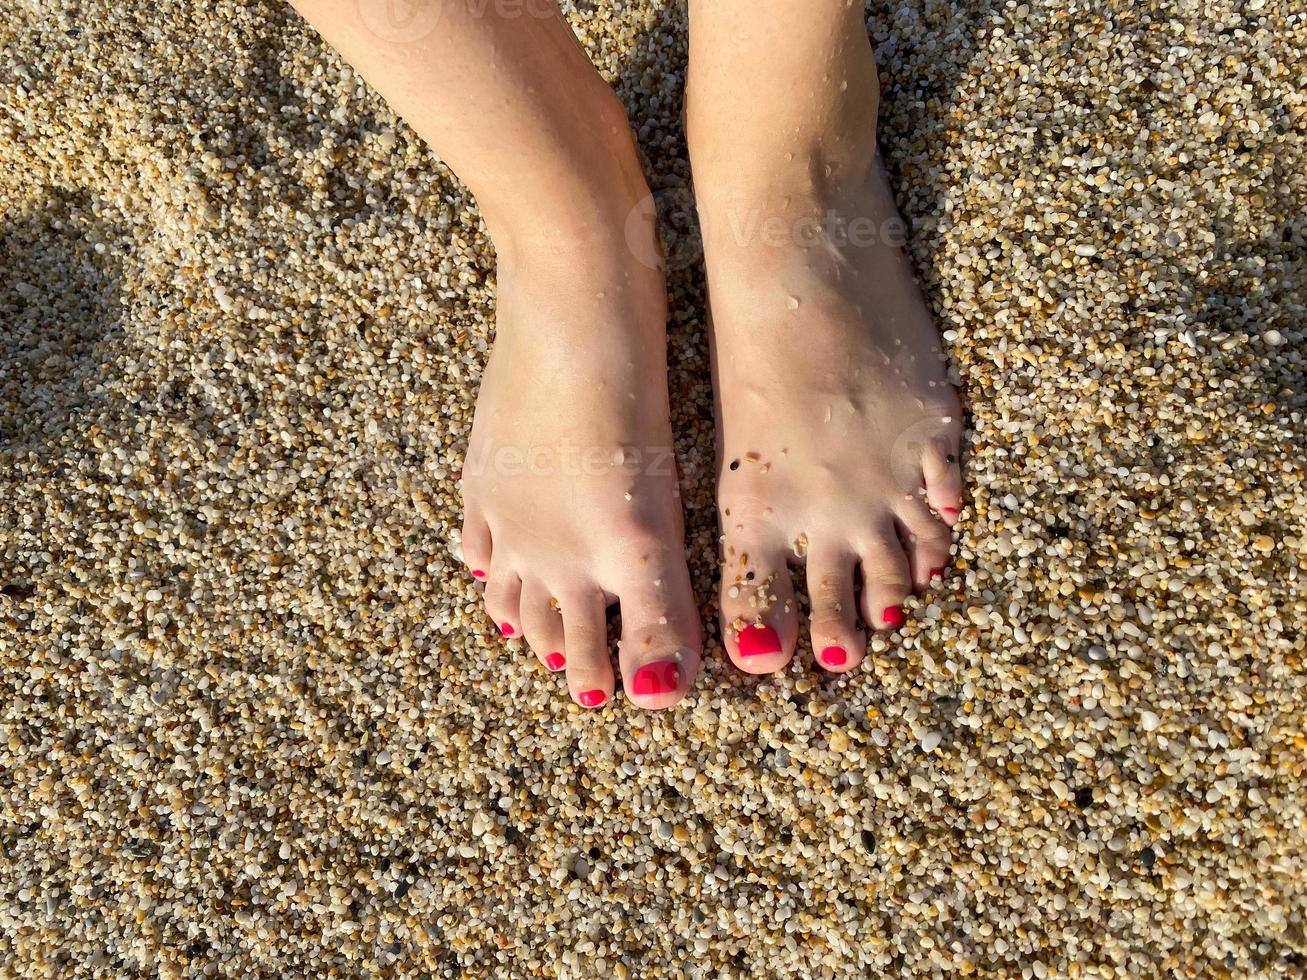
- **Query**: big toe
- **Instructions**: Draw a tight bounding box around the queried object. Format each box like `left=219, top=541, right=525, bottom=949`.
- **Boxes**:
left=614, top=554, right=702, bottom=710
left=718, top=528, right=798, bottom=674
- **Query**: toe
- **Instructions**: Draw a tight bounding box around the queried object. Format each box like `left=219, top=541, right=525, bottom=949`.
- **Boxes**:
left=857, top=522, right=913, bottom=632
left=719, top=533, right=798, bottom=674
left=520, top=579, right=567, bottom=674
left=460, top=509, right=492, bottom=581
left=805, top=545, right=865, bottom=673
left=483, top=571, right=523, bottom=640
left=921, top=433, right=964, bottom=525
left=559, top=588, right=615, bottom=709
left=895, top=502, right=955, bottom=592
left=613, top=554, right=702, bottom=710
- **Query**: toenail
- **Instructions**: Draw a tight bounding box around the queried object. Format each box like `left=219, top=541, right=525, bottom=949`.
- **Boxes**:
left=929, top=566, right=944, bottom=581
left=738, top=624, right=782, bottom=658
left=577, top=689, right=606, bottom=708
left=882, top=606, right=906, bottom=628
left=545, top=652, right=565, bottom=672
left=471, top=569, right=486, bottom=579
left=500, top=622, right=515, bottom=637
left=631, top=661, right=680, bottom=697
left=941, top=506, right=959, bottom=516
left=820, top=646, right=848, bottom=667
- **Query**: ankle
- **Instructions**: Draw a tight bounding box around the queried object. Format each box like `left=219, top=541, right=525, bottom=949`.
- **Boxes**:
left=695, top=162, right=901, bottom=268
left=695, top=125, right=880, bottom=214
left=690, top=65, right=881, bottom=211
left=474, top=91, right=657, bottom=268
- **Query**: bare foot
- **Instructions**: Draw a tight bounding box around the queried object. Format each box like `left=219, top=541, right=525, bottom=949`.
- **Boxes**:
left=460, top=200, right=701, bottom=710
left=293, top=0, right=701, bottom=707
left=697, top=144, right=964, bottom=676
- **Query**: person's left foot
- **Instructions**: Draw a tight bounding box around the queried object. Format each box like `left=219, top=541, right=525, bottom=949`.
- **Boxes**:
left=697, top=147, right=964, bottom=675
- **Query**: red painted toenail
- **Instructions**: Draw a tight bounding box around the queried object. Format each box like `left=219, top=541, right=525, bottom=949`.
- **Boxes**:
left=632, top=661, right=680, bottom=697
left=941, top=506, right=959, bottom=516
left=738, top=624, right=782, bottom=657
left=578, top=689, right=606, bottom=708
left=500, top=623, right=515, bottom=637
left=820, top=646, right=848, bottom=667
left=471, top=569, right=486, bottom=579
left=882, top=606, right=906, bottom=628
left=929, top=567, right=945, bottom=581
left=545, top=652, right=565, bottom=672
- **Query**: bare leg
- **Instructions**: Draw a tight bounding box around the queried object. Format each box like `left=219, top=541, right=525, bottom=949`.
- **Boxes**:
left=687, top=0, right=964, bottom=675
left=289, top=0, right=701, bottom=708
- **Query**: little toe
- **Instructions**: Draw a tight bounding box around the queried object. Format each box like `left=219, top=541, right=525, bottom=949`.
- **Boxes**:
left=895, top=503, right=955, bottom=592
left=805, top=545, right=865, bottom=673
left=719, top=537, right=798, bottom=674
left=520, top=579, right=567, bottom=674
left=483, top=571, right=523, bottom=640
left=614, top=557, right=702, bottom=710
left=857, top=523, right=913, bottom=632
left=921, top=436, right=964, bottom=525
left=460, top=509, right=492, bottom=581
left=559, top=588, right=615, bottom=709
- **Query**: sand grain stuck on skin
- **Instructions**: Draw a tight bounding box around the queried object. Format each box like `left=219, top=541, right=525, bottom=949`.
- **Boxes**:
left=2, top=1, right=1305, bottom=976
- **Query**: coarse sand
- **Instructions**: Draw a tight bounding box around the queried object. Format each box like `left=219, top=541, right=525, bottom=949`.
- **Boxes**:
left=1, top=1, right=1304, bottom=976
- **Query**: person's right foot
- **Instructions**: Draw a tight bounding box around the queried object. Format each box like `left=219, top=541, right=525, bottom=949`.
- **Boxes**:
left=459, top=196, right=701, bottom=710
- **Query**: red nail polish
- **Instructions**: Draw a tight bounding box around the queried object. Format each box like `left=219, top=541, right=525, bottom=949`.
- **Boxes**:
left=820, top=646, right=848, bottom=667
left=545, top=652, right=565, bottom=672
left=738, top=623, right=782, bottom=658
left=578, top=689, right=606, bottom=708
left=632, top=661, right=680, bottom=697
left=929, top=567, right=945, bottom=581
left=941, top=506, right=959, bottom=517
left=500, top=622, right=515, bottom=637
left=471, top=569, right=486, bottom=579
left=882, top=606, right=906, bottom=628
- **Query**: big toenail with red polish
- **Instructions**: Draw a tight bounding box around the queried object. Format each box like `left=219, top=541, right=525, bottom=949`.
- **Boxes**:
left=471, top=569, right=486, bottom=579
left=500, top=623, right=515, bottom=637
left=632, top=661, right=680, bottom=696
left=941, top=506, right=959, bottom=516
left=820, top=646, right=848, bottom=667
left=545, top=652, right=565, bottom=671
left=882, top=606, right=906, bottom=628
left=738, top=624, right=782, bottom=657
left=578, top=689, right=606, bottom=708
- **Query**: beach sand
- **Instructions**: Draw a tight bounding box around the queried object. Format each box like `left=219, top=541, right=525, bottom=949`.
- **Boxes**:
left=1, top=0, right=1304, bottom=975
